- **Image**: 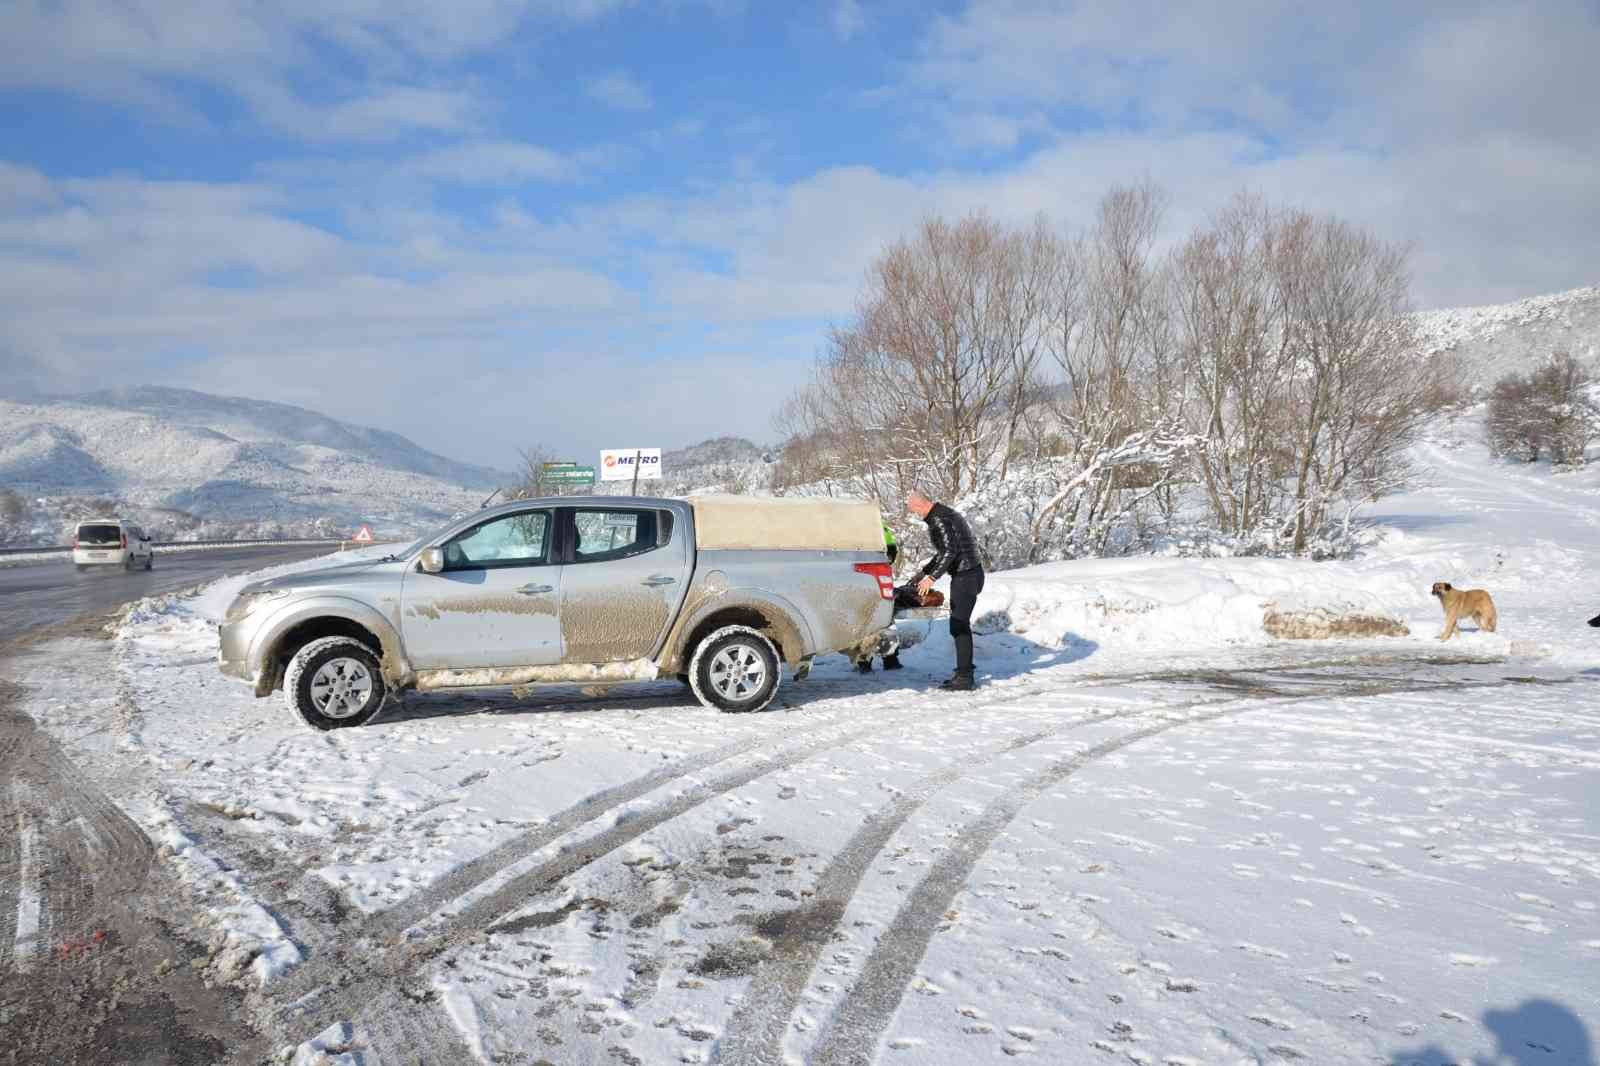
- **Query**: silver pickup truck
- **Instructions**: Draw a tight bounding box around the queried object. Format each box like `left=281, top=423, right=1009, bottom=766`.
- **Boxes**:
left=219, top=495, right=895, bottom=729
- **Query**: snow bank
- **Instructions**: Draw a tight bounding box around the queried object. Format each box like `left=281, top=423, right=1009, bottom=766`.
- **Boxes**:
left=150, top=805, right=304, bottom=987
left=946, top=554, right=1430, bottom=658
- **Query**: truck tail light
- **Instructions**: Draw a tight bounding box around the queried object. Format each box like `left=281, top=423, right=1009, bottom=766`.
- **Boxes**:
left=854, top=561, right=895, bottom=600
left=120, top=532, right=128, bottom=549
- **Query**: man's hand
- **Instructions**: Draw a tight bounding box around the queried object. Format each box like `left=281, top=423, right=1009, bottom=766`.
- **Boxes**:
left=917, top=576, right=934, bottom=598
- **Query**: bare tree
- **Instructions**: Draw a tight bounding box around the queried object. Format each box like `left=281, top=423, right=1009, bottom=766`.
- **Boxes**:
left=1042, top=182, right=1189, bottom=550
left=1486, top=373, right=1542, bottom=461
left=1274, top=212, right=1425, bottom=550
left=1532, top=352, right=1599, bottom=465
left=1487, top=353, right=1600, bottom=466
left=0, top=487, right=27, bottom=542
left=777, top=183, right=1439, bottom=565
left=785, top=211, right=1059, bottom=504
left=1170, top=193, right=1296, bottom=537
left=508, top=443, right=590, bottom=499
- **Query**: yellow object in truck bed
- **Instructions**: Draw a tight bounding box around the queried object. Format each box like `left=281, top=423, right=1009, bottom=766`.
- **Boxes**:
left=688, top=495, right=884, bottom=552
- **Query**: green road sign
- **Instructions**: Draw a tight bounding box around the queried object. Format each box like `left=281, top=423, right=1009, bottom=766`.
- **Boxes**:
left=542, top=461, right=578, bottom=470
left=544, top=466, right=596, bottom=484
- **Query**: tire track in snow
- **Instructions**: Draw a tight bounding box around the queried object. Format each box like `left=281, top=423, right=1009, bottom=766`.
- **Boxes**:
left=713, top=694, right=1244, bottom=1066
left=270, top=660, right=1497, bottom=1051
left=275, top=674, right=1104, bottom=1037
left=803, top=674, right=1557, bottom=1066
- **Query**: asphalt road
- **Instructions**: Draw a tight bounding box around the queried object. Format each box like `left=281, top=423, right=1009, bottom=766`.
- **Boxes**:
left=0, top=544, right=341, bottom=647
left=0, top=543, right=340, bottom=1066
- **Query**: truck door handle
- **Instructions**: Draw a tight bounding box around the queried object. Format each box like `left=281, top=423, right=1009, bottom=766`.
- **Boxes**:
left=642, top=575, right=676, bottom=587
left=517, top=584, right=554, bottom=595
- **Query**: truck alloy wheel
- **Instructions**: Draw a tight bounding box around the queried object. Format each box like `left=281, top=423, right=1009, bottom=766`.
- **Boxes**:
left=688, top=625, right=781, bottom=713
left=284, top=635, right=389, bottom=729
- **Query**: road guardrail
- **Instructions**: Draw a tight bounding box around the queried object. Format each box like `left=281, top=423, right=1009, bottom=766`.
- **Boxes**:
left=0, top=537, right=352, bottom=559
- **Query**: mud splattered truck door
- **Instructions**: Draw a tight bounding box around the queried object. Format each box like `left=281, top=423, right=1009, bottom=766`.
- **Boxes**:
left=400, top=504, right=563, bottom=669
left=556, top=504, right=690, bottom=662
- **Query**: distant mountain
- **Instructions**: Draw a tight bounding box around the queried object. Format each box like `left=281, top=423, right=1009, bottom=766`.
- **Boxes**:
left=1414, top=284, right=1600, bottom=386
left=72, top=386, right=504, bottom=488
left=0, top=387, right=509, bottom=545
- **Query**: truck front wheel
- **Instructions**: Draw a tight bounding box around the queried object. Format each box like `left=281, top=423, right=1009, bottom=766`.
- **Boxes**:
left=283, top=636, right=389, bottom=730
left=688, top=626, right=781, bottom=713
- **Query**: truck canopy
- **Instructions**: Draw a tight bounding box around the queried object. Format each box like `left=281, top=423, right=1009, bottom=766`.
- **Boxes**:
left=688, top=495, right=884, bottom=552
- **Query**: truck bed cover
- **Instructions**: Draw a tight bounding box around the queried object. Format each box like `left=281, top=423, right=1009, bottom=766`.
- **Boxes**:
left=688, top=495, right=884, bottom=552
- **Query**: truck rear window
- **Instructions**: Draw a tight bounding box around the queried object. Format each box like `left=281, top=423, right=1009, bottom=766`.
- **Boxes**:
left=77, top=524, right=122, bottom=543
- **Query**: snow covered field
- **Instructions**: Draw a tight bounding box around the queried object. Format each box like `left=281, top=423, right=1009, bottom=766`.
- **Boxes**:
left=9, top=413, right=1599, bottom=1065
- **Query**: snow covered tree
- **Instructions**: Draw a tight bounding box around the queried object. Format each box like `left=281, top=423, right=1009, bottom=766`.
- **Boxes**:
left=1487, top=353, right=1600, bottom=466
left=0, top=487, right=27, bottom=543
left=1171, top=195, right=1433, bottom=552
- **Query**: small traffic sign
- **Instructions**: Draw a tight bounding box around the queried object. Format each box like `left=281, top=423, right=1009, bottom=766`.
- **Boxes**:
left=351, top=525, right=374, bottom=544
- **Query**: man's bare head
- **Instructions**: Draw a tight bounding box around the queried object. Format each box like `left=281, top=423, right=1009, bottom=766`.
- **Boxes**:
left=906, top=492, right=934, bottom=519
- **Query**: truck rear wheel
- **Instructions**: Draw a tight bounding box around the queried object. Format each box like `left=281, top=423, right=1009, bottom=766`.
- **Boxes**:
left=283, top=636, right=388, bottom=730
left=688, top=625, right=781, bottom=713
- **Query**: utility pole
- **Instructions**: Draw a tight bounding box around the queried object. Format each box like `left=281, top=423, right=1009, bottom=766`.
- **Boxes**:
left=630, top=449, right=642, bottom=496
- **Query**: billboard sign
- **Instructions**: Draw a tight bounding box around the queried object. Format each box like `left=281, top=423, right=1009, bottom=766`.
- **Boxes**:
left=599, top=448, right=662, bottom=482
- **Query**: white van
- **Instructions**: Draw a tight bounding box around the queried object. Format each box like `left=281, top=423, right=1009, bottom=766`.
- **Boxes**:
left=72, top=519, right=155, bottom=571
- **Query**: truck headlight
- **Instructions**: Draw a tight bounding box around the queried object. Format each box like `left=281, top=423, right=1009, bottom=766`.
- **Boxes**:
left=224, top=589, right=289, bottom=625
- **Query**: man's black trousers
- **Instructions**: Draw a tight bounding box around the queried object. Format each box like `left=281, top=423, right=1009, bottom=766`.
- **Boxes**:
left=948, top=568, right=986, bottom=674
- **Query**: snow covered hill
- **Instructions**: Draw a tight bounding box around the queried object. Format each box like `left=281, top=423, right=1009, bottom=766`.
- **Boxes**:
left=1414, top=283, right=1600, bottom=386
left=0, top=386, right=506, bottom=544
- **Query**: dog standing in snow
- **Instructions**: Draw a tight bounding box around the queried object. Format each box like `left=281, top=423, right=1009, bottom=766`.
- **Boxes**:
left=1431, top=582, right=1498, bottom=640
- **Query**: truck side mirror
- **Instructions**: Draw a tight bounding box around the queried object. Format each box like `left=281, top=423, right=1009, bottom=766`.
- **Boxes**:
left=419, top=547, right=445, bottom=574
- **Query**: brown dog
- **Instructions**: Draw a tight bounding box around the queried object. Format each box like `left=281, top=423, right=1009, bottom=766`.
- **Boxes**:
left=1431, top=582, right=1498, bottom=641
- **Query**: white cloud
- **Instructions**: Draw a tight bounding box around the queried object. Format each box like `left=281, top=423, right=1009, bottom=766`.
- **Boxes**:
left=0, top=163, right=60, bottom=209
left=0, top=166, right=643, bottom=462
left=831, top=0, right=866, bottom=42
left=0, top=0, right=641, bottom=141
left=584, top=70, right=655, bottom=112
left=411, top=141, right=581, bottom=185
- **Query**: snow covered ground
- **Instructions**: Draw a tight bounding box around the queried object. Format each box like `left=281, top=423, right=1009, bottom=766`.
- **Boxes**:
left=8, top=411, right=1599, bottom=1065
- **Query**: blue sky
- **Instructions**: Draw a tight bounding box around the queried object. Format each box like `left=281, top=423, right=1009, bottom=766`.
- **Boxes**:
left=2, top=0, right=1597, bottom=468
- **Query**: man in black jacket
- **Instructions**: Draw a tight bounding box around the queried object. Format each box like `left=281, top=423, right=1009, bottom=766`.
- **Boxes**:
left=908, top=492, right=985, bottom=691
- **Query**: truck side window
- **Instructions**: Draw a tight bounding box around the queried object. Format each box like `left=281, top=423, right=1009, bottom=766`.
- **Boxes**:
left=570, top=509, right=658, bottom=563
left=444, top=511, right=550, bottom=570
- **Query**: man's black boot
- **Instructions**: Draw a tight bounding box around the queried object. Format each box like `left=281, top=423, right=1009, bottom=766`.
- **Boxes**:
left=939, top=671, right=975, bottom=691
left=882, top=653, right=903, bottom=670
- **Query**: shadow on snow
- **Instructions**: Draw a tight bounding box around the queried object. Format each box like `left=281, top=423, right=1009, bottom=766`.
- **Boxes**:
left=1390, top=998, right=1594, bottom=1065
